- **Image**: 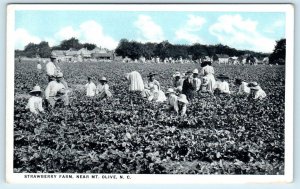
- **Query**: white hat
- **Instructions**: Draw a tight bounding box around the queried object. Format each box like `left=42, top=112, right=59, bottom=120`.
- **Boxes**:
left=166, top=88, right=175, bottom=94
left=173, top=71, right=181, bottom=78
left=55, top=72, right=63, bottom=78
left=29, top=85, right=42, bottom=94
left=248, top=82, right=261, bottom=90
left=99, top=76, right=107, bottom=82
left=178, top=94, right=188, bottom=104
left=193, top=69, right=199, bottom=74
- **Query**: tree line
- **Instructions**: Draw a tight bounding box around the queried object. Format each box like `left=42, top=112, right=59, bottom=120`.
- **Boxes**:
left=115, top=39, right=273, bottom=61
left=15, top=37, right=286, bottom=65
left=15, top=38, right=97, bottom=58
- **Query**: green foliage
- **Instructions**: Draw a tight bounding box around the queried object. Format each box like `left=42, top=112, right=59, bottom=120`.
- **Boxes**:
left=14, top=60, right=285, bottom=174
left=59, top=37, right=83, bottom=50
left=83, top=43, right=97, bottom=50
left=20, top=41, right=51, bottom=58
left=115, top=40, right=270, bottom=60
left=269, top=39, right=286, bottom=65
left=38, top=41, right=51, bottom=58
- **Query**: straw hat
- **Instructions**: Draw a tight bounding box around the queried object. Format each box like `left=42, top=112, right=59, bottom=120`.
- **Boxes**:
left=178, top=94, right=188, bottom=104
left=166, top=88, right=175, bottom=94
left=147, top=72, right=157, bottom=77
left=217, top=74, right=229, bottom=80
left=99, top=76, right=108, bottom=82
left=248, top=82, right=258, bottom=88
left=29, top=86, right=42, bottom=95
left=55, top=72, right=63, bottom=78
left=186, top=70, right=193, bottom=74
left=248, top=82, right=260, bottom=90
left=193, top=69, right=199, bottom=74
left=173, top=71, right=181, bottom=78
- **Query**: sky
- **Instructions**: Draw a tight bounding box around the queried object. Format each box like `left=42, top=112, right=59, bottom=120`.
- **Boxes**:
left=14, top=11, right=286, bottom=53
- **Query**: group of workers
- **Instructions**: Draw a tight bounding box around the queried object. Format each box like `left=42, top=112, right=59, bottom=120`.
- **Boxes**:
left=26, top=57, right=267, bottom=116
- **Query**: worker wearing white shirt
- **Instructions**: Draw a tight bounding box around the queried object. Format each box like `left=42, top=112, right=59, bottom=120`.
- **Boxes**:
left=96, top=77, right=112, bottom=100
left=173, top=71, right=183, bottom=92
left=46, top=56, right=58, bottom=81
left=248, top=82, right=267, bottom=100
left=234, top=78, right=251, bottom=96
left=166, top=88, right=179, bottom=113
left=45, top=72, right=69, bottom=107
left=192, top=69, right=201, bottom=92
left=26, top=86, right=44, bottom=114
left=214, top=74, right=231, bottom=94
left=37, top=62, right=42, bottom=71
left=85, top=77, right=97, bottom=97
left=200, top=61, right=216, bottom=93
left=177, top=94, right=188, bottom=116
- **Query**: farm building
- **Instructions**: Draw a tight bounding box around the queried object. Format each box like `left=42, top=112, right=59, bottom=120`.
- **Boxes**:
left=51, top=47, right=115, bottom=62
left=200, top=56, right=212, bottom=63
left=228, top=56, right=239, bottom=65
left=90, top=47, right=115, bottom=60
left=216, top=54, right=230, bottom=64
left=255, top=57, right=269, bottom=64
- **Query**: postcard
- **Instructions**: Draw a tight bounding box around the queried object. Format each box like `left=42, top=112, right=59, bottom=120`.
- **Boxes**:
left=6, top=3, right=294, bottom=184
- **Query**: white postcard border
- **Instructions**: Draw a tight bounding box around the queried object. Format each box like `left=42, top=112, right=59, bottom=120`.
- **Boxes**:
left=6, top=3, right=294, bottom=184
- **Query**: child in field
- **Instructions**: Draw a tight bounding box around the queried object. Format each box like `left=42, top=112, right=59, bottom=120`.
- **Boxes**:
left=248, top=82, right=267, bottom=100
left=192, top=69, right=201, bottom=92
left=85, top=77, right=97, bottom=97
left=96, top=77, right=112, bottom=100
left=234, top=78, right=251, bottom=96
left=45, top=72, right=70, bottom=108
left=26, top=85, right=44, bottom=115
left=177, top=94, right=188, bottom=116
left=214, top=74, right=231, bottom=95
left=173, top=71, right=183, bottom=93
left=166, top=88, right=179, bottom=113
left=144, top=73, right=166, bottom=102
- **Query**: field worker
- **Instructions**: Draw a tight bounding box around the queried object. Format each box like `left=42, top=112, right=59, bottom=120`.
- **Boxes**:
left=85, top=77, right=97, bottom=97
left=173, top=71, right=183, bottom=93
left=214, top=74, right=231, bottom=95
left=248, top=82, right=267, bottom=100
left=177, top=94, right=188, bottom=116
left=144, top=73, right=166, bottom=102
left=45, top=72, right=70, bottom=107
left=201, top=61, right=216, bottom=93
left=26, top=85, right=44, bottom=114
left=192, top=69, right=201, bottom=92
left=96, top=77, right=112, bottom=100
left=182, top=71, right=195, bottom=101
left=200, top=76, right=209, bottom=93
left=125, top=71, right=144, bottom=92
left=166, top=88, right=179, bottom=113
left=46, top=56, right=58, bottom=82
left=234, top=78, right=251, bottom=96
left=37, top=62, right=42, bottom=71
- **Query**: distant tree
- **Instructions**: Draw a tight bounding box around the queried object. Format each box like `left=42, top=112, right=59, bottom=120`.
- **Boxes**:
left=38, top=41, right=51, bottom=58
left=59, top=37, right=83, bottom=50
left=23, top=43, right=39, bottom=58
left=83, top=43, right=97, bottom=50
left=115, top=39, right=131, bottom=58
left=154, top=41, right=173, bottom=59
left=15, top=50, right=25, bottom=58
left=188, top=43, right=209, bottom=60
left=269, top=38, right=286, bottom=65
left=142, top=42, right=156, bottom=59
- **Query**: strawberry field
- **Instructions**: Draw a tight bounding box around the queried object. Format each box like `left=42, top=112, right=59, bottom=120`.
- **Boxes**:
left=13, top=60, right=285, bottom=174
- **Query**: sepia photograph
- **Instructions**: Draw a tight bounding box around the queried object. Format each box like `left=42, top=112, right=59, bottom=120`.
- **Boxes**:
left=6, top=4, right=294, bottom=184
